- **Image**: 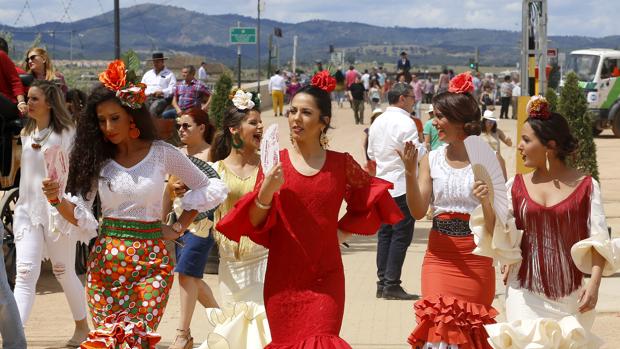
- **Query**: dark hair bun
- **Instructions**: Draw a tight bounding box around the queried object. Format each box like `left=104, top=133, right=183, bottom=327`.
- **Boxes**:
left=464, top=121, right=482, bottom=136
left=526, top=112, right=579, bottom=162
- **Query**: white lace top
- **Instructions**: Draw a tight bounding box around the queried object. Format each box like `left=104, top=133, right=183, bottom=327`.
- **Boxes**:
left=429, top=144, right=479, bottom=215
left=14, top=129, right=76, bottom=240
left=56, top=141, right=228, bottom=236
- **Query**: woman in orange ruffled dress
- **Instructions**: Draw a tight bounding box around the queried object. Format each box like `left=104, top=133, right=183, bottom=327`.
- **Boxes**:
left=398, top=72, right=499, bottom=349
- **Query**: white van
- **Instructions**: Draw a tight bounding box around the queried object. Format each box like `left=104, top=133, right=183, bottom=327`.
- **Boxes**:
left=563, top=49, right=620, bottom=136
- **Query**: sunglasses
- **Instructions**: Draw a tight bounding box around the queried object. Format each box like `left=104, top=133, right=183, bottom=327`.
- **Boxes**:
left=176, top=122, right=191, bottom=130
left=26, top=55, right=39, bottom=62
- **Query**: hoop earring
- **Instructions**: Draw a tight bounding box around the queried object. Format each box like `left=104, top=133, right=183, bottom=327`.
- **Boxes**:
left=545, top=152, right=550, bottom=171
left=232, top=133, right=244, bottom=149
left=319, top=131, right=329, bottom=149
left=129, top=121, right=140, bottom=139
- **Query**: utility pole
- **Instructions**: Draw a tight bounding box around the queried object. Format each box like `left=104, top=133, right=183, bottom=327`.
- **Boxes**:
left=521, top=0, right=548, bottom=96
left=256, top=0, right=261, bottom=95
left=237, top=21, right=242, bottom=88
left=114, top=0, right=120, bottom=59
left=268, top=34, right=273, bottom=78
left=292, top=35, right=298, bottom=74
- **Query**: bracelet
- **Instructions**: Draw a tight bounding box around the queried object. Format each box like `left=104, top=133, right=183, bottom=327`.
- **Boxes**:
left=48, top=198, right=61, bottom=207
left=254, top=197, right=272, bottom=210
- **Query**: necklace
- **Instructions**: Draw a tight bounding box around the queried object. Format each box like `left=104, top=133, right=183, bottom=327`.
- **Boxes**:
left=31, top=127, right=53, bottom=150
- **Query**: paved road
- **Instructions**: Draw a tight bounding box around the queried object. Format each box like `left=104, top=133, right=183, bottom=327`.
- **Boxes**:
left=5, top=101, right=619, bottom=348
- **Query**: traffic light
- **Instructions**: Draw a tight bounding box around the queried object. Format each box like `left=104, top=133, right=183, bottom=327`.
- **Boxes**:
left=468, top=58, right=479, bottom=72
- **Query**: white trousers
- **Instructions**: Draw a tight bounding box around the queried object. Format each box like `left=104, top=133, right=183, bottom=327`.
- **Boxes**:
left=13, top=223, right=87, bottom=324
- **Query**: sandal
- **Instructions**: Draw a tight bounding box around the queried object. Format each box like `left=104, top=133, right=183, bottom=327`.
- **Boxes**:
left=168, top=328, right=193, bottom=349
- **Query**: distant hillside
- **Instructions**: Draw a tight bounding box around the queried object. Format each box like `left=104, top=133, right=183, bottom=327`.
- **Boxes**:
left=1, top=3, right=619, bottom=68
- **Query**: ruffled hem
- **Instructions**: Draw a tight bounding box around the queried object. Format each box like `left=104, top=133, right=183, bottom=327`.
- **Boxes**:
left=80, top=312, right=160, bottom=349
left=199, top=302, right=271, bottom=349
left=338, top=177, right=403, bottom=235
left=571, top=236, right=617, bottom=277
left=181, top=177, right=229, bottom=212
left=470, top=204, right=523, bottom=266
left=485, top=316, right=603, bottom=349
left=408, top=295, right=498, bottom=349
left=265, top=334, right=351, bottom=349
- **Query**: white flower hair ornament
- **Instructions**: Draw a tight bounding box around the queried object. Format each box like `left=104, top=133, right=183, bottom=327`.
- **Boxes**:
left=232, top=89, right=255, bottom=110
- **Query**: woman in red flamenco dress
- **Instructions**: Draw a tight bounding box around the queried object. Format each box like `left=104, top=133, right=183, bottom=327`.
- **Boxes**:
left=216, top=72, right=403, bottom=348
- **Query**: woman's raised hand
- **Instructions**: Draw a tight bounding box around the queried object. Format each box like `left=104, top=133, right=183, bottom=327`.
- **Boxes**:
left=396, top=141, right=419, bottom=176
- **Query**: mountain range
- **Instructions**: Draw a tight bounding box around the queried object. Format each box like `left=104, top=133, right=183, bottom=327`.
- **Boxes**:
left=2, top=3, right=620, bottom=69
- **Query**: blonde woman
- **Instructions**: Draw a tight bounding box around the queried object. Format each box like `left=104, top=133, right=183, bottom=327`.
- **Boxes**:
left=24, top=47, right=67, bottom=95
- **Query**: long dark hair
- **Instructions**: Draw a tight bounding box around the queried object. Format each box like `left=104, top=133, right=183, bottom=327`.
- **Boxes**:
left=65, top=88, right=87, bottom=122
left=66, top=84, right=157, bottom=197
left=527, top=112, right=578, bottom=162
left=209, top=107, right=258, bottom=162
left=432, top=91, right=481, bottom=136
left=182, top=108, right=215, bottom=144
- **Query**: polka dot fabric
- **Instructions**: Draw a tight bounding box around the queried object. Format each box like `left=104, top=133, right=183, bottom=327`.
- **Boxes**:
left=86, top=235, right=174, bottom=336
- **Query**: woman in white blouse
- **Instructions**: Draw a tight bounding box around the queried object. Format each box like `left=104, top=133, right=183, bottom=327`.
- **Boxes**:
left=472, top=96, right=617, bottom=348
left=42, top=61, right=227, bottom=348
left=13, top=79, right=90, bottom=346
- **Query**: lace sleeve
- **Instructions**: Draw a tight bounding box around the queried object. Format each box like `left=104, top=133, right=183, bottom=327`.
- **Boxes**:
left=50, top=189, right=99, bottom=243
left=339, top=153, right=403, bottom=235
left=161, top=142, right=228, bottom=212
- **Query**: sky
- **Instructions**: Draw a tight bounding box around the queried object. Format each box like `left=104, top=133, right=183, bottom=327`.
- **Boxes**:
left=0, top=0, right=618, bottom=38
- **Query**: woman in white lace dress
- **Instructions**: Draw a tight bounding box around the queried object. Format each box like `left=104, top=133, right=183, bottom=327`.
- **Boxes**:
left=42, top=61, right=227, bottom=348
left=13, top=80, right=91, bottom=346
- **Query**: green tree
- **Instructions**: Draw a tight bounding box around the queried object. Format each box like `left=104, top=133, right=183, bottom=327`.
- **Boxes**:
left=209, top=74, right=233, bottom=129
left=558, top=71, right=599, bottom=180
left=545, top=88, right=559, bottom=113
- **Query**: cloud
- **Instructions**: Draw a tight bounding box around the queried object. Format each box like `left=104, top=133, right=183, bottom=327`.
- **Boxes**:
left=0, top=0, right=617, bottom=37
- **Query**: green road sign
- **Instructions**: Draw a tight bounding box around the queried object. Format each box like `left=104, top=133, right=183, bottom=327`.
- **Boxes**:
left=230, top=27, right=257, bottom=44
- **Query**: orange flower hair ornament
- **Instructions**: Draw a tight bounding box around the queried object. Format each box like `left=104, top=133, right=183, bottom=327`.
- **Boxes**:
left=311, top=70, right=337, bottom=93
left=526, top=95, right=551, bottom=120
left=99, top=60, right=147, bottom=109
left=448, top=72, right=475, bottom=94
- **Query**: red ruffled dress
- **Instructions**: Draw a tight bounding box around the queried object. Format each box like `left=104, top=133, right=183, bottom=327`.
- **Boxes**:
left=217, top=150, right=403, bottom=348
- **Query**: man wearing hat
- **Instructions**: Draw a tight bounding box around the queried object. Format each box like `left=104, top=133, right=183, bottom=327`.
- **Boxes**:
left=141, top=52, right=177, bottom=99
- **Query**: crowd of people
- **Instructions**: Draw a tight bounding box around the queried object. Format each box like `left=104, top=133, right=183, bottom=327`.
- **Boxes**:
left=1, top=37, right=620, bottom=349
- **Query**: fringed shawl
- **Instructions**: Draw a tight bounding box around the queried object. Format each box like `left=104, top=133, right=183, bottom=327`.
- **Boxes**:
left=512, top=175, right=592, bottom=300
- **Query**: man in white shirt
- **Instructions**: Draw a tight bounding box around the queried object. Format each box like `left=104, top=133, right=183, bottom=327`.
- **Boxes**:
left=368, top=82, right=425, bottom=300
left=268, top=70, right=286, bottom=116
left=197, top=62, right=208, bottom=83
left=141, top=52, right=177, bottom=99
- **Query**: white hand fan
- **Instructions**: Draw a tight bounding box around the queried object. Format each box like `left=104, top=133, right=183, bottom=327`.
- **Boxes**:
left=464, top=136, right=509, bottom=224
left=260, top=124, right=280, bottom=174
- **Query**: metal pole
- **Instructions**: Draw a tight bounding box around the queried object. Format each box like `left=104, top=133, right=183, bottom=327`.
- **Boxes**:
left=237, top=21, right=242, bottom=88
left=70, top=30, right=73, bottom=62
left=292, top=36, right=298, bottom=73
left=539, top=0, right=548, bottom=95
left=521, top=0, right=529, bottom=96
left=114, top=0, right=120, bottom=59
left=257, top=0, right=261, bottom=95
left=268, top=34, right=273, bottom=78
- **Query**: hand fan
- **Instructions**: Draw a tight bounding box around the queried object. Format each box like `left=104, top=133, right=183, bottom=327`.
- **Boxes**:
left=44, top=145, right=69, bottom=196
left=260, top=124, right=280, bottom=174
left=464, top=136, right=509, bottom=224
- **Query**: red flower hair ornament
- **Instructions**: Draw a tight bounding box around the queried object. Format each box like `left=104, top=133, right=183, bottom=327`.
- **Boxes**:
left=311, top=70, right=337, bottom=93
left=526, top=95, right=551, bottom=120
left=99, top=60, right=146, bottom=109
left=448, top=72, right=475, bottom=94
